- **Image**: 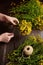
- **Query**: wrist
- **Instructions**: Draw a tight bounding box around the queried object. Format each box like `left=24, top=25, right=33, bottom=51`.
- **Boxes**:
left=4, top=15, right=10, bottom=23
left=0, top=35, right=2, bottom=42
left=0, top=13, right=9, bottom=22
left=3, top=14, right=8, bottom=22
left=0, top=13, right=7, bottom=22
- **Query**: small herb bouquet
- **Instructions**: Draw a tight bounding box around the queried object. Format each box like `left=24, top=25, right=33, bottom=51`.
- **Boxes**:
left=6, top=35, right=43, bottom=65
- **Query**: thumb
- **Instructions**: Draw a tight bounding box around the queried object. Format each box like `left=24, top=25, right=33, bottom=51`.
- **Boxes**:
left=8, top=33, right=14, bottom=38
left=8, top=33, right=14, bottom=36
left=8, top=34, right=14, bottom=41
left=11, top=21, right=17, bottom=25
left=9, top=34, right=14, bottom=38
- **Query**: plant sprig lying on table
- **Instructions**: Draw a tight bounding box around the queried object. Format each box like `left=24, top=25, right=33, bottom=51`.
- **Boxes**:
left=6, top=35, right=43, bottom=65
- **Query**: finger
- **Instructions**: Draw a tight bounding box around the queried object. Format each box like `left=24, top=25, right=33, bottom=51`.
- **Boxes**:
left=11, top=21, right=17, bottom=25
left=8, top=34, right=14, bottom=38
left=15, top=19, right=19, bottom=24
left=9, top=35, right=14, bottom=38
left=13, top=20, right=19, bottom=24
left=8, top=33, right=14, bottom=36
left=8, top=36, right=14, bottom=42
left=13, top=18, right=19, bottom=24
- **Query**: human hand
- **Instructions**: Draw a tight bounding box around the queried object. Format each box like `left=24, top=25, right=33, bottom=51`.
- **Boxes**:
left=5, top=16, right=19, bottom=25
left=0, top=32, right=14, bottom=43
left=0, top=13, right=19, bottom=25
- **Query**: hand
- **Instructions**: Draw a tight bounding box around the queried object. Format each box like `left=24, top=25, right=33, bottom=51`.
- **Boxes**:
left=0, top=13, right=19, bottom=25
left=5, top=16, right=19, bottom=25
left=0, top=32, right=14, bottom=43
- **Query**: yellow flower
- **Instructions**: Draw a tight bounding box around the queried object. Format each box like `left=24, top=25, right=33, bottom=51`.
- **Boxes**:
left=19, top=20, right=32, bottom=36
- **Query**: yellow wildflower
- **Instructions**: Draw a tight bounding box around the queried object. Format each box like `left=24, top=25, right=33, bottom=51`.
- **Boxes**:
left=19, top=20, right=32, bottom=35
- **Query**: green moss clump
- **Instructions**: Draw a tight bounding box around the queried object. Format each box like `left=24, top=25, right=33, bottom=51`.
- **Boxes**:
left=7, top=35, right=43, bottom=65
left=9, top=0, right=41, bottom=21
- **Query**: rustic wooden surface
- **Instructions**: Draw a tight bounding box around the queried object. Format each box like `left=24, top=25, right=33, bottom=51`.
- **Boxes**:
left=0, top=42, right=14, bottom=65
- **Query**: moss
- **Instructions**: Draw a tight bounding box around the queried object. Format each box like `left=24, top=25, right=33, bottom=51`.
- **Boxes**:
left=7, top=35, right=43, bottom=65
